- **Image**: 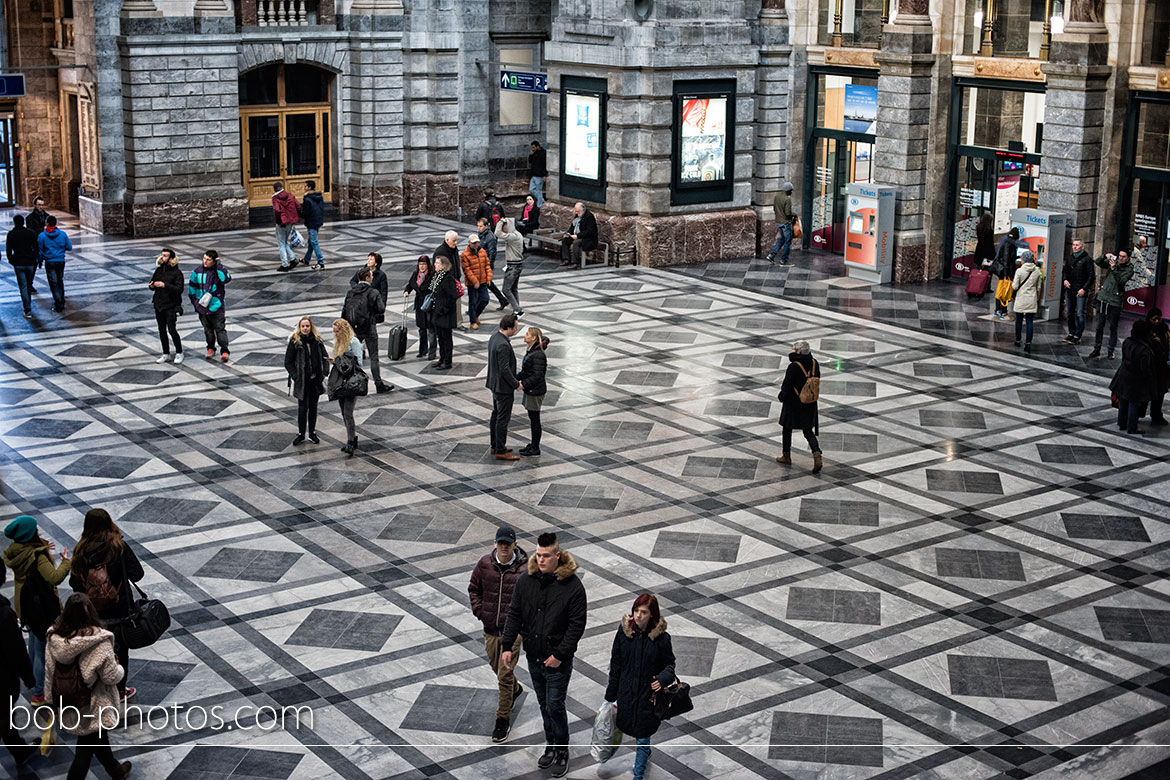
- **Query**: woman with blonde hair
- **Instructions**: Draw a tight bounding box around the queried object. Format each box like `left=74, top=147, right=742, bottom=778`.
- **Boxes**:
left=327, top=318, right=366, bottom=455
left=284, top=315, right=329, bottom=446
left=516, top=326, right=549, bottom=456
left=148, top=247, right=185, bottom=363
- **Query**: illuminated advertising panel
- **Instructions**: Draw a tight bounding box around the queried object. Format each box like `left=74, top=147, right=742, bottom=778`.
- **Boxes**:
left=564, top=92, right=601, bottom=181
left=671, top=79, right=736, bottom=205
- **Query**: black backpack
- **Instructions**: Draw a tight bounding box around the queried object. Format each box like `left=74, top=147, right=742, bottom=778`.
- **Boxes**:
left=19, top=551, right=61, bottom=640
left=343, top=289, right=373, bottom=336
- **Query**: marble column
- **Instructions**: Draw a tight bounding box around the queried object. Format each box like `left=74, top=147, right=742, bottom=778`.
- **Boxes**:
left=872, top=0, right=933, bottom=282
left=1039, top=0, right=1109, bottom=249
left=753, top=0, right=793, bottom=254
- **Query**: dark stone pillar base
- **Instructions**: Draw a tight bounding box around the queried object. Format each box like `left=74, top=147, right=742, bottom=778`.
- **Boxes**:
left=891, top=235, right=927, bottom=283
left=338, top=183, right=403, bottom=219
left=402, top=174, right=459, bottom=218
left=79, top=196, right=127, bottom=235
left=125, top=196, right=248, bottom=237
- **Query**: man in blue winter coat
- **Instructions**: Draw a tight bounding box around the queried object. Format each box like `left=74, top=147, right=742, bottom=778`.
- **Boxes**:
left=300, top=180, right=326, bottom=269
left=36, top=216, right=72, bottom=312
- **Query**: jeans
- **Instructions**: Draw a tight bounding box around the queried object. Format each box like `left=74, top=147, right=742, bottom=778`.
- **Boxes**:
left=362, top=332, right=384, bottom=386
left=468, top=284, right=490, bottom=324
left=529, top=176, right=544, bottom=207
left=1065, top=289, right=1087, bottom=339
left=484, top=633, right=523, bottom=719
left=435, top=326, right=453, bottom=365
left=275, top=224, right=295, bottom=267
left=13, top=265, right=35, bottom=314
left=529, top=656, right=573, bottom=748
left=199, top=310, right=229, bottom=352
left=27, top=632, right=45, bottom=697
left=782, top=426, right=820, bottom=455
left=302, top=227, right=324, bottom=266
left=502, top=265, right=522, bottom=313
left=528, top=408, right=542, bottom=448
left=769, top=222, right=793, bottom=262
left=44, top=261, right=65, bottom=308
left=66, top=729, right=123, bottom=780
left=338, top=396, right=356, bottom=442
left=633, top=736, right=652, bottom=780
left=297, top=393, right=319, bottom=435
left=1118, top=398, right=1146, bottom=433
left=155, top=308, right=182, bottom=354
left=1094, top=302, right=1122, bottom=352
left=490, top=391, right=514, bottom=453
left=1014, top=311, right=1035, bottom=344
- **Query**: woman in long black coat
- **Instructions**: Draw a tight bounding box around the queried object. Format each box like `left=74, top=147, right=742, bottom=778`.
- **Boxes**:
left=605, top=594, right=675, bottom=780
left=428, top=255, right=459, bottom=371
left=973, top=213, right=995, bottom=272
left=1146, top=308, right=1169, bottom=425
left=403, top=255, right=434, bottom=359
left=284, top=316, right=330, bottom=445
left=1110, top=319, right=1157, bottom=435
left=777, top=340, right=823, bottom=472
left=516, top=326, right=549, bottom=456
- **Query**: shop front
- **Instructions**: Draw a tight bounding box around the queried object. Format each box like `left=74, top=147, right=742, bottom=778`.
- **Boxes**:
left=1119, top=91, right=1170, bottom=317
left=803, top=67, right=877, bottom=255
left=944, top=78, right=1044, bottom=280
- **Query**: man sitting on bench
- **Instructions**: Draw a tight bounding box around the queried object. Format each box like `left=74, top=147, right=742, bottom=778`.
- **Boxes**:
left=559, top=201, right=598, bottom=268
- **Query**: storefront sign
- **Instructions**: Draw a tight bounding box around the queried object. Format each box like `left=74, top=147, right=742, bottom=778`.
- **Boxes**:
left=679, top=97, right=727, bottom=184
left=1134, top=212, right=1157, bottom=239
left=843, top=84, right=878, bottom=134
left=564, top=92, right=601, bottom=181
left=960, top=188, right=990, bottom=208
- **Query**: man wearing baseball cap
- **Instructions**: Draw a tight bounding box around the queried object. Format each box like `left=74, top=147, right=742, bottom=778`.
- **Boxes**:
left=468, top=525, right=528, bottom=742
left=462, top=233, right=493, bottom=330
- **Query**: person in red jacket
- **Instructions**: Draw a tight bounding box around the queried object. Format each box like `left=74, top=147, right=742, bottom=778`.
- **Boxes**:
left=467, top=526, right=528, bottom=743
left=272, top=182, right=301, bottom=272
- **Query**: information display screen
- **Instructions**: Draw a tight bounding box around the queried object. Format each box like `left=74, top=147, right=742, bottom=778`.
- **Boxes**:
left=564, top=92, right=601, bottom=181
left=679, top=97, right=728, bottom=184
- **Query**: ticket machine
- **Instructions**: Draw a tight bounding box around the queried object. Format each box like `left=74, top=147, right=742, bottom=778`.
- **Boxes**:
left=1008, top=208, right=1067, bottom=321
left=844, top=183, right=896, bottom=284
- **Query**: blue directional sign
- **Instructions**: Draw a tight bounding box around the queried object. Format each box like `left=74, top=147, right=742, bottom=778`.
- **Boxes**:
left=500, top=70, right=549, bottom=94
left=0, top=74, right=26, bottom=98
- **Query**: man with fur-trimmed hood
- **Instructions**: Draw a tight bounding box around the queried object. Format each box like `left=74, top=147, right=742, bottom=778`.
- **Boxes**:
left=501, top=531, right=586, bottom=777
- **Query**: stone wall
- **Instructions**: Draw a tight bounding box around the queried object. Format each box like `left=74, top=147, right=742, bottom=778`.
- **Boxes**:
left=9, top=0, right=66, bottom=207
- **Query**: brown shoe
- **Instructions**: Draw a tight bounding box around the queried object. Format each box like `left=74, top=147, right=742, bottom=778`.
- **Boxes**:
left=812, top=452, right=823, bottom=473
left=116, top=762, right=132, bottom=778
left=1087, top=348, right=1100, bottom=358
left=775, top=453, right=791, bottom=465
left=495, top=452, right=519, bottom=461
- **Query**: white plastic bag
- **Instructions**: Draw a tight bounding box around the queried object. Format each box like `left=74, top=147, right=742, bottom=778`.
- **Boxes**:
left=590, top=700, right=622, bottom=763
left=289, top=227, right=306, bottom=248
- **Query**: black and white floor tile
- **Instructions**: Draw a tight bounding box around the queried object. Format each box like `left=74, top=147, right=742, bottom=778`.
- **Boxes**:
left=1, top=217, right=1167, bottom=779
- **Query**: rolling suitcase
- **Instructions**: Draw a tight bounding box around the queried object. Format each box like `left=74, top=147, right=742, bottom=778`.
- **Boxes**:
left=966, top=268, right=991, bottom=299
left=387, top=300, right=408, bottom=361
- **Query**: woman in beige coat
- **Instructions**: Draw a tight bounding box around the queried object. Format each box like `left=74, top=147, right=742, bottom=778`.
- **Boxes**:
left=45, top=594, right=131, bottom=780
left=1012, top=249, right=1044, bottom=352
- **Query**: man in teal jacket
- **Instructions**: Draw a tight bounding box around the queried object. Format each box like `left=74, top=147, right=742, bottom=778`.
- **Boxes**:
left=189, top=249, right=233, bottom=362
left=36, top=215, right=72, bottom=312
left=1088, top=249, right=1135, bottom=360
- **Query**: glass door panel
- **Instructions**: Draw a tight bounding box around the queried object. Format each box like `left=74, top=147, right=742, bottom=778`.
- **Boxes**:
left=951, top=155, right=994, bottom=278
left=247, top=115, right=280, bottom=179
left=1125, top=178, right=1168, bottom=315
left=285, top=113, right=319, bottom=177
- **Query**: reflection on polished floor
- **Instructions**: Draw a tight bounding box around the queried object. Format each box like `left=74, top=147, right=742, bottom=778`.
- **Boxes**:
left=0, top=217, right=1167, bottom=779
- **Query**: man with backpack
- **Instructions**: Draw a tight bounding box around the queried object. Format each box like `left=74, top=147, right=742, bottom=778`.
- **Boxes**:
left=775, top=340, right=823, bottom=473
left=476, top=189, right=506, bottom=228
left=343, top=267, right=391, bottom=393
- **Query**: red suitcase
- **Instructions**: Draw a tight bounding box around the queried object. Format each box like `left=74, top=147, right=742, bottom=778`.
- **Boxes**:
left=966, top=269, right=991, bottom=298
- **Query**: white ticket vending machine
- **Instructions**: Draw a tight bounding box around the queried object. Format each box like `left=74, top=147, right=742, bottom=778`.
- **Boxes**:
left=844, top=183, right=896, bottom=284
left=1008, top=208, right=1067, bottom=321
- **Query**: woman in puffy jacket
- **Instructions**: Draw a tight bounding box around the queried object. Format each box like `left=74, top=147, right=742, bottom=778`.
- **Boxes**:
left=605, top=594, right=676, bottom=780
left=285, top=316, right=330, bottom=446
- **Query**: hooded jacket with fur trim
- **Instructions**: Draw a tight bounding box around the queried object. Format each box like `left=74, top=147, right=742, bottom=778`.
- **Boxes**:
left=604, top=615, right=676, bottom=738
left=499, top=550, right=587, bottom=662
left=45, top=627, right=124, bottom=735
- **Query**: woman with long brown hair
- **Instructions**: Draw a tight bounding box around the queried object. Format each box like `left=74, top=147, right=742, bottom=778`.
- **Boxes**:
left=284, top=315, right=329, bottom=446
left=3, top=514, right=70, bottom=705
left=68, top=509, right=144, bottom=701
left=45, top=593, right=131, bottom=779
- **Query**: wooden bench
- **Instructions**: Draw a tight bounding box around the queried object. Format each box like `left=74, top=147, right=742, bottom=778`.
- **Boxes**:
left=524, top=228, right=610, bottom=269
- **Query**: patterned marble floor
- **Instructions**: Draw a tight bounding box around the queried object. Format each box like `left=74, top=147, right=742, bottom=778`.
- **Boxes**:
left=1, top=216, right=1168, bottom=780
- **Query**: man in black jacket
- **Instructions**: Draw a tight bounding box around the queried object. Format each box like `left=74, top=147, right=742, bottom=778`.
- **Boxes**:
left=529, top=141, right=547, bottom=207
left=1062, top=238, right=1095, bottom=344
left=475, top=189, right=506, bottom=227
left=25, top=196, right=48, bottom=236
left=501, top=532, right=587, bottom=778
left=6, top=215, right=40, bottom=319
left=300, top=180, right=326, bottom=269
left=1, top=565, right=36, bottom=765
left=559, top=202, right=598, bottom=268
left=487, top=313, right=521, bottom=461
left=343, top=267, right=391, bottom=392
left=434, top=230, right=465, bottom=330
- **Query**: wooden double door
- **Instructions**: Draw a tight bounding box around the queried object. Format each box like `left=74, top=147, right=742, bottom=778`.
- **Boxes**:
left=241, top=107, right=331, bottom=208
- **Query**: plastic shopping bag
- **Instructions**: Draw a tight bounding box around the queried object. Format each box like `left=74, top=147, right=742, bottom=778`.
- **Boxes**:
left=590, top=700, right=622, bottom=763
left=289, top=227, right=306, bottom=249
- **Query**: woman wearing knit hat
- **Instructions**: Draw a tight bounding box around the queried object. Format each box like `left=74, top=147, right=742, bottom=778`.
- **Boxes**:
left=2, top=515, right=70, bottom=705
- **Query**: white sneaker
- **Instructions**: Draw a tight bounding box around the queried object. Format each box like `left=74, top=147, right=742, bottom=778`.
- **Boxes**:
left=155, top=354, right=172, bottom=363
left=173, top=352, right=184, bottom=364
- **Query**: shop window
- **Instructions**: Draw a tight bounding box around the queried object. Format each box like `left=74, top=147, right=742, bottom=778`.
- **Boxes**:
left=815, top=73, right=878, bottom=132
left=1142, top=0, right=1170, bottom=67
left=1136, top=101, right=1170, bottom=170
left=962, top=0, right=1052, bottom=58
left=559, top=76, right=607, bottom=203
left=958, top=85, right=1045, bottom=153
left=816, top=0, right=883, bottom=48
left=670, top=80, right=735, bottom=205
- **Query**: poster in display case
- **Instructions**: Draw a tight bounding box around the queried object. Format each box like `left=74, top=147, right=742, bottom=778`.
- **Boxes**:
left=671, top=79, right=735, bottom=205
left=560, top=76, right=607, bottom=202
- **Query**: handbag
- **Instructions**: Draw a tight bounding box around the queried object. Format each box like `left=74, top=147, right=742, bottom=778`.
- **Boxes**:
left=455, top=279, right=466, bottom=298
left=994, top=278, right=1014, bottom=306
left=120, top=580, right=171, bottom=650
left=650, top=679, right=693, bottom=720
left=420, top=293, right=435, bottom=313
